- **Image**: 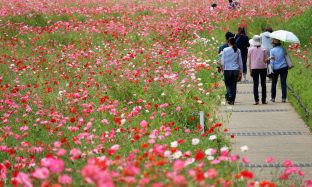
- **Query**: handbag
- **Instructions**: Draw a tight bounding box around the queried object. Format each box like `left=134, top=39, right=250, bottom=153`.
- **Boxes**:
left=284, top=49, right=294, bottom=69
left=285, top=54, right=293, bottom=69
left=267, top=63, right=274, bottom=78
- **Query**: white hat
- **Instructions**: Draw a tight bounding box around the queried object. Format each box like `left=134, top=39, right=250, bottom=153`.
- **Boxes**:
left=249, top=35, right=261, bottom=46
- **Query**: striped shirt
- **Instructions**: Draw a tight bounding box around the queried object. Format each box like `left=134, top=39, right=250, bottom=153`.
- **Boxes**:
left=221, top=46, right=243, bottom=72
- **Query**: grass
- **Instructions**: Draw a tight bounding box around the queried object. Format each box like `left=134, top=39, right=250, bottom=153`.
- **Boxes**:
left=282, top=7, right=312, bottom=130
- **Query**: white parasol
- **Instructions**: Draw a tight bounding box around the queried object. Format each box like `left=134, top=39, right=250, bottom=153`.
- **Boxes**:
left=269, top=30, right=300, bottom=43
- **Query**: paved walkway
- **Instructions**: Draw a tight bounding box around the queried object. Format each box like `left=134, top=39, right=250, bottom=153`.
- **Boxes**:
left=221, top=77, right=312, bottom=181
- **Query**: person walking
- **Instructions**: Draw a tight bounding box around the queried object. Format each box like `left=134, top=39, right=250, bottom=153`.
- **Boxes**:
left=217, top=31, right=234, bottom=73
left=234, top=27, right=250, bottom=81
left=260, top=26, right=273, bottom=55
left=221, top=37, right=243, bottom=105
left=269, top=39, right=288, bottom=103
left=218, top=31, right=234, bottom=54
left=248, top=35, right=268, bottom=105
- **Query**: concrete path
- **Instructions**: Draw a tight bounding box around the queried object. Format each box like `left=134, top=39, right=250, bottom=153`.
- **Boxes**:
left=222, top=78, right=312, bottom=181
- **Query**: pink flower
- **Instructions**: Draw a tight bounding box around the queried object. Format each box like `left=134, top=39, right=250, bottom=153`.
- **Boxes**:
left=108, top=144, right=120, bottom=155
left=204, top=168, right=218, bottom=179
left=230, top=154, right=239, bottom=161
left=20, top=126, right=29, bottom=131
left=175, top=106, right=181, bottom=111
left=184, top=129, right=190, bottom=134
left=16, top=172, right=33, bottom=187
left=58, top=174, right=72, bottom=185
left=284, top=166, right=298, bottom=175
left=265, top=156, right=275, bottom=163
left=241, top=157, right=250, bottom=164
left=305, top=180, right=312, bottom=187
left=298, top=170, right=305, bottom=176
left=56, top=149, right=66, bottom=156
left=123, top=164, right=140, bottom=176
left=70, top=148, right=82, bottom=160
left=159, top=103, right=169, bottom=108
left=173, top=160, right=185, bottom=171
left=41, top=157, right=64, bottom=173
left=283, top=159, right=293, bottom=167
left=140, top=120, right=148, bottom=128
left=82, top=164, right=114, bottom=187
left=173, top=175, right=186, bottom=185
left=32, top=167, right=49, bottom=180
left=0, top=164, right=7, bottom=181
left=53, top=141, right=62, bottom=148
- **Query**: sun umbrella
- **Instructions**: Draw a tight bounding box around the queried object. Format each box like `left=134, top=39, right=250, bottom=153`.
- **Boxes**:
left=269, top=30, right=300, bottom=43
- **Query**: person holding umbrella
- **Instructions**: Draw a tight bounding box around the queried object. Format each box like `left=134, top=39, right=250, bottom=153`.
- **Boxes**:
left=269, top=38, right=288, bottom=103
left=268, top=30, right=299, bottom=103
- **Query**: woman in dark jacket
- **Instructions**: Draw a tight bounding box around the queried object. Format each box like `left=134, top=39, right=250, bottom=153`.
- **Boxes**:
left=234, top=27, right=250, bottom=81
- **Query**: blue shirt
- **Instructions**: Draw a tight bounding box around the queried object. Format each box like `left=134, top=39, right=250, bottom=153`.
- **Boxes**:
left=270, top=46, right=287, bottom=70
left=221, top=47, right=243, bottom=72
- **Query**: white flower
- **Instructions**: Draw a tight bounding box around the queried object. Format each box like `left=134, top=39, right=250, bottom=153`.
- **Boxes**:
left=205, top=148, right=213, bottom=155
left=172, top=151, right=182, bottom=159
left=120, top=119, right=126, bottom=125
left=208, top=135, right=217, bottom=141
left=58, top=91, right=63, bottom=96
left=220, top=146, right=229, bottom=152
left=191, top=138, right=200, bottom=145
left=171, top=141, right=178, bottom=148
left=197, top=100, right=203, bottom=104
left=240, top=145, right=249, bottom=152
left=161, top=92, right=166, bottom=96
left=207, top=156, right=214, bottom=160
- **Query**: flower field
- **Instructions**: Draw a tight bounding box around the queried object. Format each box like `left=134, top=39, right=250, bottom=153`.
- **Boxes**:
left=0, top=0, right=312, bottom=186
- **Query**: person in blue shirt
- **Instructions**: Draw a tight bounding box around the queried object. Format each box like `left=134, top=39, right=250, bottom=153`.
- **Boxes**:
left=217, top=31, right=234, bottom=73
left=269, top=39, right=288, bottom=103
left=221, top=37, right=243, bottom=105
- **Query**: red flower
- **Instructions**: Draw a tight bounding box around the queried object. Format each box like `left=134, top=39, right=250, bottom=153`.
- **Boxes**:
left=240, top=170, right=254, bottom=179
left=141, top=143, right=149, bottom=149
left=195, top=151, right=205, bottom=161
left=70, top=117, right=76, bottom=123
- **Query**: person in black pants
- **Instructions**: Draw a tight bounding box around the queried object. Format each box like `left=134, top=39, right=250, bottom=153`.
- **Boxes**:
left=234, top=27, right=250, bottom=81
left=221, top=37, right=243, bottom=105
left=248, top=35, right=268, bottom=105
left=269, top=39, right=288, bottom=103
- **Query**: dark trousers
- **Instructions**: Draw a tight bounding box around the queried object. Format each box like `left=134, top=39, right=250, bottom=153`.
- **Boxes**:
left=224, top=70, right=240, bottom=103
left=252, top=69, right=267, bottom=103
left=242, top=55, right=247, bottom=74
left=271, top=67, right=288, bottom=100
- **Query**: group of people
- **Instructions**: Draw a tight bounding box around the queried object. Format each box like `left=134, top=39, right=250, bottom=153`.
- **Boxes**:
left=210, top=0, right=240, bottom=11
left=219, top=26, right=290, bottom=105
